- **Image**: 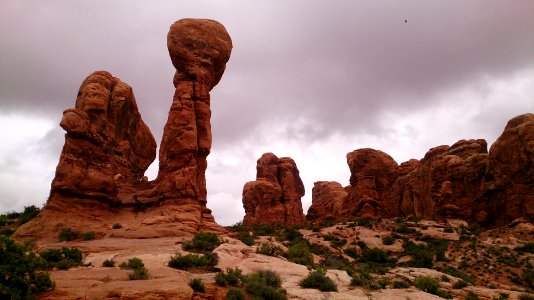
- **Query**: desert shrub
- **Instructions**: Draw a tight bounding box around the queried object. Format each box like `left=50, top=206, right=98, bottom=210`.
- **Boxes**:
left=119, top=257, right=145, bottom=270
left=83, top=231, right=96, bottom=240
left=0, top=235, right=54, bottom=298
left=102, top=259, right=115, bottom=267
left=285, top=242, right=314, bottom=267
left=414, top=276, right=451, bottom=298
left=392, top=280, right=410, bottom=288
left=183, top=232, right=223, bottom=252
left=0, top=214, right=8, bottom=226
left=360, top=248, right=388, bottom=263
left=351, top=272, right=381, bottom=289
left=0, top=228, right=15, bottom=237
left=382, top=235, right=395, bottom=245
left=18, top=205, right=40, bottom=224
left=237, top=231, right=255, bottom=246
left=356, top=218, right=374, bottom=228
left=226, top=288, right=245, bottom=300
left=519, top=294, right=534, bottom=300
left=452, top=279, right=469, bottom=289
left=344, top=247, right=358, bottom=259
left=257, top=242, right=284, bottom=256
left=402, top=241, right=433, bottom=268
left=444, top=227, right=454, bottom=233
left=168, top=252, right=218, bottom=270
left=465, top=291, right=480, bottom=300
left=215, top=267, right=244, bottom=287
left=522, top=267, right=534, bottom=288
left=244, top=269, right=287, bottom=300
left=58, top=227, right=81, bottom=241
left=356, top=240, right=367, bottom=249
left=441, top=266, right=476, bottom=284
left=516, top=242, right=534, bottom=254
left=128, top=267, right=149, bottom=280
left=189, top=278, right=205, bottom=292
left=112, top=223, right=122, bottom=229
left=395, top=224, right=416, bottom=234
left=282, top=227, right=304, bottom=244
left=40, top=247, right=82, bottom=270
left=299, top=271, right=337, bottom=292
left=320, top=255, right=353, bottom=276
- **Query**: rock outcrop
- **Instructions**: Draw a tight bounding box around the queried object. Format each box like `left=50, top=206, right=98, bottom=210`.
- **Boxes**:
left=344, top=148, right=400, bottom=218
left=242, top=153, right=305, bottom=226
left=307, top=114, right=534, bottom=226
left=307, top=181, right=348, bottom=221
left=477, top=113, right=534, bottom=226
left=14, top=18, right=232, bottom=241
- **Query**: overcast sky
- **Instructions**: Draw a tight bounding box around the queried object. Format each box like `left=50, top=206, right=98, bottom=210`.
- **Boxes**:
left=1, top=1, right=534, bottom=225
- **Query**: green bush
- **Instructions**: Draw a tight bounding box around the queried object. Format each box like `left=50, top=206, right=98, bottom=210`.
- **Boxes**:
left=414, top=276, right=451, bottom=298
left=350, top=272, right=381, bottom=289
left=359, top=248, right=388, bottom=264
left=444, top=227, right=454, bottom=233
left=226, top=288, right=245, bottom=300
left=102, top=259, right=115, bottom=267
left=452, top=279, right=469, bottom=289
left=344, top=247, right=358, bottom=259
left=40, top=247, right=82, bottom=270
left=522, top=267, right=534, bottom=288
left=285, top=242, right=314, bottom=267
left=128, top=267, right=149, bottom=280
left=257, top=242, right=283, bottom=256
left=189, top=278, right=205, bottom=292
left=516, top=242, right=534, bottom=254
left=237, top=231, right=255, bottom=246
left=183, top=232, right=223, bottom=252
left=441, top=266, right=476, bottom=284
left=244, top=269, right=287, bottom=300
left=119, top=257, right=145, bottom=270
left=18, top=205, right=40, bottom=224
left=465, top=291, right=480, bottom=300
left=58, top=227, right=81, bottom=242
left=382, top=235, right=395, bottom=245
left=168, top=252, right=218, bottom=270
left=402, top=241, right=433, bottom=268
left=83, top=231, right=96, bottom=240
left=215, top=267, right=244, bottom=287
left=299, top=271, right=337, bottom=292
left=392, top=280, right=410, bottom=288
left=519, top=294, right=534, bottom=300
left=112, top=223, right=122, bottom=229
left=0, top=235, right=54, bottom=298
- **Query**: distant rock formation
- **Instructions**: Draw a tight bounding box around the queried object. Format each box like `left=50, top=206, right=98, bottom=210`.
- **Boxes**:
left=307, top=181, right=347, bottom=221
left=477, top=114, right=534, bottom=226
left=242, top=153, right=305, bottom=226
left=14, top=18, right=232, bottom=241
left=306, top=114, right=534, bottom=226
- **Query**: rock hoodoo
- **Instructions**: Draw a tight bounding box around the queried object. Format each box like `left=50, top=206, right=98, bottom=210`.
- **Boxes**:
left=242, top=153, right=305, bottom=226
left=14, top=18, right=232, bottom=241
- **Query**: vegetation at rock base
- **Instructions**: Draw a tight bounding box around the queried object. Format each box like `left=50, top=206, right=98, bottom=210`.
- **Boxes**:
left=257, top=242, right=284, bottom=257
left=299, top=270, right=337, bottom=292
left=464, top=291, right=480, bottom=300
left=112, top=223, right=122, bottom=229
left=102, top=259, right=115, bottom=267
left=40, top=247, right=83, bottom=270
left=182, top=231, right=223, bottom=252
left=226, top=288, right=245, bottom=300
left=0, top=235, right=54, bottom=298
left=244, top=269, right=287, bottom=300
left=83, top=231, right=96, bottom=240
left=284, top=242, right=314, bottom=267
left=58, top=227, right=81, bottom=242
left=414, top=276, right=451, bottom=299
left=189, top=278, right=205, bottom=292
left=119, top=257, right=149, bottom=280
left=215, top=267, right=244, bottom=287
left=168, top=252, right=218, bottom=270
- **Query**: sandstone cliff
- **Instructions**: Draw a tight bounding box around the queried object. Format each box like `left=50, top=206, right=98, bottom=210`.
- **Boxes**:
left=242, top=153, right=305, bottom=226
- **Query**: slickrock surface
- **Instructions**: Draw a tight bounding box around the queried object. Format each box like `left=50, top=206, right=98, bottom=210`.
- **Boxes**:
left=14, top=18, right=232, bottom=242
left=242, top=153, right=305, bottom=226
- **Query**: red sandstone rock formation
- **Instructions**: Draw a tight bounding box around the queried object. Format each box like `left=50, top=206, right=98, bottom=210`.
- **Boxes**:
left=307, top=181, right=348, bottom=221
left=477, top=114, right=534, bottom=225
left=343, top=148, right=400, bottom=218
left=397, top=139, right=489, bottom=220
left=14, top=19, right=232, bottom=241
left=242, top=153, right=305, bottom=226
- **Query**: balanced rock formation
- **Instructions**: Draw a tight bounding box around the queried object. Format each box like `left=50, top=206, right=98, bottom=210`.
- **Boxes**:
left=477, top=114, right=534, bottom=225
left=242, top=153, right=305, bottom=226
left=15, top=19, right=232, bottom=241
left=307, top=181, right=348, bottom=221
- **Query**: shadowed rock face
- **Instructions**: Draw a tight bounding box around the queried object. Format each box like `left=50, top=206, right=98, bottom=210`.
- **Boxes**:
left=242, top=153, right=305, bottom=226
left=14, top=19, right=232, bottom=242
left=52, top=71, right=157, bottom=202
left=307, top=181, right=348, bottom=221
